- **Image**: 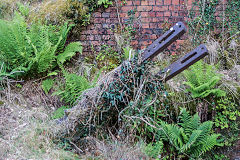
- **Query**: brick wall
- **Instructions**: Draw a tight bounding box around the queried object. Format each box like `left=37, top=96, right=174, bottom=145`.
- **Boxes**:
left=78, top=0, right=196, bottom=55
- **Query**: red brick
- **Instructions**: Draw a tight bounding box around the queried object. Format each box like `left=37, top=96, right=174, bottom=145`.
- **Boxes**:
left=140, top=40, right=152, bottom=46
left=141, top=12, right=148, bottom=17
left=137, top=6, right=152, bottom=11
left=150, top=34, right=158, bottom=39
left=95, top=35, right=101, bottom=41
left=121, top=6, right=134, bottom=12
left=94, top=24, right=102, bottom=29
left=149, top=12, right=156, bottom=17
left=103, top=35, right=111, bottom=40
left=87, top=25, right=94, bottom=30
left=164, top=11, right=171, bottom=16
left=156, top=0, right=164, bottom=5
left=150, top=23, right=158, bottom=28
left=156, top=12, right=164, bottom=17
left=80, top=35, right=87, bottom=41
left=106, top=18, right=118, bottom=23
left=149, top=0, right=155, bottom=5
left=92, top=41, right=100, bottom=45
left=141, top=0, right=148, bottom=5
left=180, top=5, right=186, bottom=10
left=164, top=0, right=172, bottom=5
left=142, top=23, right=150, bottom=28
left=131, top=40, right=138, bottom=46
left=152, top=17, right=164, bottom=22
left=179, top=0, right=184, bottom=5
left=142, top=34, right=149, bottom=39
left=176, top=40, right=184, bottom=45
left=102, top=13, right=110, bottom=18
left=172, top=11, right=178, bottom=16
left=119, top=13, right=127, bottom=17
left=141, top=17, right=152, bottom=23
left=169, top=5, right=179, bottom=11
left=107, top=30, right=114, bottom=34
left=107, top=41, right=116, bottom=45
left=91, top=30, right=98, bottom=34
left=163, top=17, right=169, bottom=21
left=93, top=12, right=101, bottom=17
left=135, top=12, right=140, bottom=17
left=95, top=18, right=105, bottom=23
left=87, top=35, right=94, bottom=41
left=117, top=0, right=123, bottom=5
left=172, top=0, right=179, bottom=5
left=125, top=1, right=133, bottom=5
left=142, top=29, right=152, bottom=34
left=179, top=11, right=187, bottom=16
left=153, top=6, right=168, bottom=11
left=133, top=0, right=141, bottom=5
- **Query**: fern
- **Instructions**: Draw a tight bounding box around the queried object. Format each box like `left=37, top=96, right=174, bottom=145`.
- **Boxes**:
left=51, top=106, right=69, bottom=119
left=183, top=61, right=226, bottom=98
left=0, top=11, right=80, bottom=78
left=157, top=108, right=222, bottom=159
left=42, top=79, right=54, bottom=94
left=57, top=42, right=82, bottom=64
left=53, top=72, right=95, bottom=105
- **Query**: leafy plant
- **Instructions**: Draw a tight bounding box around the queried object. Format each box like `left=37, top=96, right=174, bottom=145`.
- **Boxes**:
left=144, top=141, right=163, bottom=159
left=54, top=73, right=91, bottom=105
left=214, top=97, right=240, bottom=129
left=0, top=11, right=81, bottom=78
left=95, top=45, right=121, bottom=71
left=42, top=79, right=54, bottom=94
left=97, top=0, right=113, bottom=8
left=183, top=61, right=226, bottom=98
left=54, top=67, right=100, bottom=106
left=156, top=108, right=223, bottom=159
left=52, top=106, right=69, bottom=119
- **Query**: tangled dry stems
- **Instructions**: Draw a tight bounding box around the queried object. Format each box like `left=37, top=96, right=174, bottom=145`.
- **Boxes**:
left=61, top=55, right=164, bottom=134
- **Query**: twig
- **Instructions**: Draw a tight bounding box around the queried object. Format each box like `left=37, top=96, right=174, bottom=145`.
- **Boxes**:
left=69, top=140, right=83, bottom=154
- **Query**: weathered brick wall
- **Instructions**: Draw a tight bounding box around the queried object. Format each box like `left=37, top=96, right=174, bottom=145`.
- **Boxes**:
left=78, top=0, right=195, bottom=55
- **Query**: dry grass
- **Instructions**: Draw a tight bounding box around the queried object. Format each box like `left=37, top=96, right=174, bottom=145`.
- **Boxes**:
left=80, top=137, right=148, bottom=160
left=0, top=88, right=78, bottom=159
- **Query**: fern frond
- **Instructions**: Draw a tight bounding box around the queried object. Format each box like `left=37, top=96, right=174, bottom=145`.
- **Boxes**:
left=183, top=60, right=225, bottom=98
left=57, top=42, right=82, bottom=64
left=160, top=121, right=183, bottom=149
left=179, top=109, right=200, bottom=137
left=180, top=130, right=202, bottom=152
left=196, top=134, right=222, bottom=157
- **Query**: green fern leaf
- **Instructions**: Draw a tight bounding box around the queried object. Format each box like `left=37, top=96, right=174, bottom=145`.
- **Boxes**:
left=42, top=79, right=54, bottom=94
left=57, top=42, right=82, bottom=64
left=180, top=130, right=202, bottom=152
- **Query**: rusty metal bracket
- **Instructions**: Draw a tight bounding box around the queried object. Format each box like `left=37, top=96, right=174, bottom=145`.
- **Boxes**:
left=141, top=21, right=187, bottom=62
left=159, top=44, right=209, bottom=81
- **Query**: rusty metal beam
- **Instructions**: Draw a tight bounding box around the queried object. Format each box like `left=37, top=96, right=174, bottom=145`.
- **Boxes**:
left=141, top=22, right=187, bottom=62
left=159, top=44, right=209, bottom=81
